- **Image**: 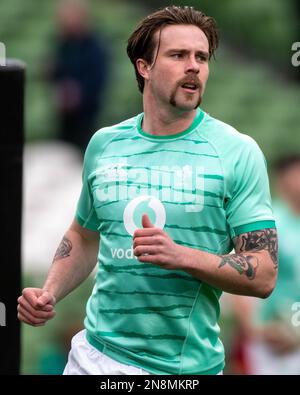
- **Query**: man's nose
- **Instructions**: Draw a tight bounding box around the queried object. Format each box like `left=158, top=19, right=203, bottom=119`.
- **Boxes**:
left=185, top=56, right=200, bottom=74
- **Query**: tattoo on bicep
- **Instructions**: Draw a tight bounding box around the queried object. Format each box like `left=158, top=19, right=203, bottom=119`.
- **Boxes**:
left=218, top=254, right=259, bottom=280
left=235, top=228, right=278, bottom=269
left=53, top=236, right=72, bottom=262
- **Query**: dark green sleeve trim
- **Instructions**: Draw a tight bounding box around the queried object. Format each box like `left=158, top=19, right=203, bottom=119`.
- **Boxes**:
left=75, top=213, right=99, bottom=232
left=232, top=220, right=276, bottom=237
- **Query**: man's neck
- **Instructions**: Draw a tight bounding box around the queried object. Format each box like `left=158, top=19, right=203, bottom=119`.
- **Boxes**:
left=142, top=98, right=198, bottom=136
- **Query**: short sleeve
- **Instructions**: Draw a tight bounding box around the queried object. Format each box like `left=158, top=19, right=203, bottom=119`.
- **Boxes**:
left=225, top=137, right=275, bottom=238
left=75, top=137, right=100, bottom=231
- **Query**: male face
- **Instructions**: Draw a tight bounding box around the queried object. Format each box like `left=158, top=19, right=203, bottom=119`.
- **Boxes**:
left=144, top=24, right=210, bottom=112
left=277, top=164, right=300, bottom=215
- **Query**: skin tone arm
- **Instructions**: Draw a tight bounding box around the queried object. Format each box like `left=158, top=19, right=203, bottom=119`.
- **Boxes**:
left=133, top=214, right=278, bottom=298
left=17, top=219, right=99, bottom=326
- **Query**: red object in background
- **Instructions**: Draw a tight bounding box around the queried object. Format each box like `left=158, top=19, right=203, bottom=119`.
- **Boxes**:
left=230, top=331, right=251, bottom=375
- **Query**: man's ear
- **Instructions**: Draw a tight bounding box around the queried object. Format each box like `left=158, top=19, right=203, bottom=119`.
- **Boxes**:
left=136, top=58, right=151, bottom=82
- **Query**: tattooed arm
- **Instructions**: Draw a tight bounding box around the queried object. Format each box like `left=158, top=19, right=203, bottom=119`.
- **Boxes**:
left=133, top=216, right=278, bottom=298
left=219, top=228, right=278, bottom=277
left=42, top=218, right=100, bottom=302
left=180, top=228, right=278, bottom=297
left=17, top=219, right=99, bottom=326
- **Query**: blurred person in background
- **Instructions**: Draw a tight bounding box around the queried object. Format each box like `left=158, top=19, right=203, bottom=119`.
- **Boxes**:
left=18, top=6, right=278, bottom=375
left=49, top=0, right=109, bottom=153
left=229, top=155, right=300, bottom=375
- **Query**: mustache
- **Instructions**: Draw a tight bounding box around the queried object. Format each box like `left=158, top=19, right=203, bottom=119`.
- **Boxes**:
left=177, top=76, right=201, bottom=89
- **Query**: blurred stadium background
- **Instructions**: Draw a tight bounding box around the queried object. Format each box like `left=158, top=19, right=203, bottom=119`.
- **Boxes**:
left=1, top=0, right=300, bottom=374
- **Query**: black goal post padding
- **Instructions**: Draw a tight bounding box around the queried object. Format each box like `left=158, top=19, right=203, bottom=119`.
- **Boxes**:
left=0, top=60, right=25, bottom=374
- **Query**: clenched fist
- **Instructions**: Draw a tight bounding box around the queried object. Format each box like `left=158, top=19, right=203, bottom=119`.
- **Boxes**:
left=17, top=288, right=56, bottom=326
left=133, top=214, right=185, bottom=270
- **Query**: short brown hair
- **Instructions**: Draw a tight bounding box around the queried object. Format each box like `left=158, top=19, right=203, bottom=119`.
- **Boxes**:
left=127, top=6, right=219, bottom=93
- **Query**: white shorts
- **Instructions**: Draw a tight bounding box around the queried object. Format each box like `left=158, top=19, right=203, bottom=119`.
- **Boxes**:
left=63, top=329, right=151, bottom=375
left=63, top=329, right=223, bottom=375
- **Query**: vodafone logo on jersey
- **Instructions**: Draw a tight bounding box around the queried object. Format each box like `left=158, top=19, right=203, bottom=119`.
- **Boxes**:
left=123, top=195, right=166, bottom=236
left=110, top=195, right=166, bottom=260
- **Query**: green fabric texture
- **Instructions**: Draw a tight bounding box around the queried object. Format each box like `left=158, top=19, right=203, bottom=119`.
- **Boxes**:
left=76, top=108, right=274, bottom=374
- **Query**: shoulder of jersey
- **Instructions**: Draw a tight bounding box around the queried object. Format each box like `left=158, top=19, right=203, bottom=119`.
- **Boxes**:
left=92, top=115, right=138, bottom=140
left=203, top=112, right=258, bottom=148
left=84, top=115, right=139, bottom=159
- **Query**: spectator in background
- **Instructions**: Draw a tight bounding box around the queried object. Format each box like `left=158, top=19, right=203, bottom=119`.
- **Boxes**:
left=50, top=0, right=109, bottom=153
left=229, top=155, right=300, bottom=375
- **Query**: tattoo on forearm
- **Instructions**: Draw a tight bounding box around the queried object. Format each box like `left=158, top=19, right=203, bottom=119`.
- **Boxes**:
left=53, top=236, right=72, bottom=262
left=235, top=228, right=278, bottom=269
left=218, top=254, right=259, bottom=280
left=218, top=228, right=278, bottom=280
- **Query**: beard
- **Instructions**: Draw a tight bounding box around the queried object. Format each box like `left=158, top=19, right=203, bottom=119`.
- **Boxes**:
left=169, top=85, right=202, bottom=110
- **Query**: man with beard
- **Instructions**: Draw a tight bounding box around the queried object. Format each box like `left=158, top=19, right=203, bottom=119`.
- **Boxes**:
left=18, top=6, right=278, bottom=375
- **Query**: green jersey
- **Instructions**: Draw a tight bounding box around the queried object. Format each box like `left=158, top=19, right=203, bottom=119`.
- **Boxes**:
left=76, top=108, right=275, bottom=374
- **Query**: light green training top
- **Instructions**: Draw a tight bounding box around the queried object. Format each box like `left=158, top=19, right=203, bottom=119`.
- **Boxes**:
left=76, top=108, right=275, bottom=374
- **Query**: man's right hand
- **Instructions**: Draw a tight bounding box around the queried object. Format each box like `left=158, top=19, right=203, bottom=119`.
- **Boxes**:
left=17, top=288, right=56, bottom=326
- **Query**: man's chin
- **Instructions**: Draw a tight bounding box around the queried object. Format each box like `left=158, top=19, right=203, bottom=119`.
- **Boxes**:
left=170, top=93, right=202, bottom=111
left=171, top=100, right=201, bottom=112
